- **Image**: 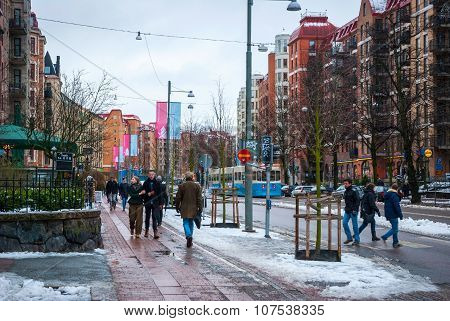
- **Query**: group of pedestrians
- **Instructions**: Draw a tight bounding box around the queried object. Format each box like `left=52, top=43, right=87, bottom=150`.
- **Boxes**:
left=342, top=178, right=404, bottom=248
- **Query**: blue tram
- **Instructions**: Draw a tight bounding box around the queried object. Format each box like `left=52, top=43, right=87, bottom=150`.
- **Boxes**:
left=208, top=166, right=282, bottom=197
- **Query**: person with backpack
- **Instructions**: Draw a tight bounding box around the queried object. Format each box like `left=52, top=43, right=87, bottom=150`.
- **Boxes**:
left=358, top=183, right=381, bottom=241
left=342, top=178, right=361, bottom=246
left=381, top=183, right=404, bottom=248
left=142, top=170, right=163, bottom=239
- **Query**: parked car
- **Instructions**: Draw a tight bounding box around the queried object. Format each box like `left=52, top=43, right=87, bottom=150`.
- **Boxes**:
left=292, top=185, right=314, bottom=197
left=281, top=185, right=295, bottom=197
left=334, top=185, right=364, bottom=199
left=374, top=185, right=388, bottom=202
left=310, top=185, right=330, bottom=195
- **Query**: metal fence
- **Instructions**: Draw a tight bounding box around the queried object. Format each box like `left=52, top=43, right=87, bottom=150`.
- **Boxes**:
left=0, top=169, right=85, bottom=213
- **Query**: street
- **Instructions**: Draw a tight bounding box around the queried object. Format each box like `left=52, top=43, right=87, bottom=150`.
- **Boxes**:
left=212, top=197, right=450, bottom=288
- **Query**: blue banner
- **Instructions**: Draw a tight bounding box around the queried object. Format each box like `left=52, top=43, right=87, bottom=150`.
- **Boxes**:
left=130, top=134, right=138, bottom=156
left=170, top=102, right=181, bottom=140
left=119, top=146, right=124, bottom=163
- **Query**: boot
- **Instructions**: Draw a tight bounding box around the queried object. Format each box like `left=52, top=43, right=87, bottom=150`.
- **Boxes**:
left=372, top=235, right=381, bottom=241
left=144, top=229, right=149, bottom=238
left=187, top=237, right=193, bottom=248
left=130, top=228, right=134, bottom=237
left=153, top=229, right=160, bottom=239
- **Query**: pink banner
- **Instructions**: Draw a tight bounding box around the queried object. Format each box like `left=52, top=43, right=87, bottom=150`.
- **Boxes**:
left=155, top=102, right=168, bottom=139
left=113, top=146, right=119, bottom=163
left=123, top=134, right=130, bottom=157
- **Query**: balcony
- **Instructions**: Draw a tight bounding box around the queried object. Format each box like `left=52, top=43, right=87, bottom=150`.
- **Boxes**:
left=431, top=63, right=450, bottom=77
left=398, top=11, right=410, bottom=24
left=433, top=84, right=450, bottom=100
left=348, top=40, right=357, bottom=50
left=431, top=15, right=450, bottom=29
left=399, top=30, right=411, bottom=45
left=9, top=19, right=27, bottom=35
left=9, top=50, right=27, bottom=65
left=370, top=65, right=389, bottom=77
left=371, top=28, right=389, bottom=41
left=370, top=44, right=389, bottom=57
left=9, top=83, right=26, bottom=98
left=429, top=39, right=450, bottom=53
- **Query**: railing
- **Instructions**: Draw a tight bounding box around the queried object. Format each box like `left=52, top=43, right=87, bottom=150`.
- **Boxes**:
left=8, top=83, right=26, bottom=97
left=431, top=63, right=450, bottom=76
left=429, top=40, right=450, bottom=52
left=9, top=19, right=27, bottom=32
left=0, top=170, right=85, bottom=213
left=9, top=49, right=27, bottom=64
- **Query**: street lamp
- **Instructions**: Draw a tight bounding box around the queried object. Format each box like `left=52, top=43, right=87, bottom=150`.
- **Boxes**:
left=51, top=146, right=57, bottom=191
left=166, top=81, right=194, bottom=205
left=244, top=0, right=301, bottom=232
left=136, top=31, right=142, bottom=41
left=188, top=104, right=195, bottom=171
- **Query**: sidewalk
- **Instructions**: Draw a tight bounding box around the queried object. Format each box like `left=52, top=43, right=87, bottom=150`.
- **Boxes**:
left=101, top=200, right=313, bottom=301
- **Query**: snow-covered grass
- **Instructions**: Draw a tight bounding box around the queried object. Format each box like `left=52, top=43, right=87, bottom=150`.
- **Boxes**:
left=0, top=249, right=106, bottom=260
left=375, top=217, right=450, bottom=238
left=164, top=210, right=438, bottom=299
left=0, top=273, right=90, bottom=301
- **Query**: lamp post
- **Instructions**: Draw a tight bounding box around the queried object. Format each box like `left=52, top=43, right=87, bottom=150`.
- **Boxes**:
left=166, top=81, right=194, bottom=205
left=51, top=146, right=57, bottom=193
left=244, top=0, right=301, bottom=232
left=188, top=104, right=195, bottom=172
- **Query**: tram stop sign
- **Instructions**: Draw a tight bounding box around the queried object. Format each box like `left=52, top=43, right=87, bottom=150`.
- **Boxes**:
left=238, top=149, right=252, bottom=164
left=198, top=154, right=213, bottom=169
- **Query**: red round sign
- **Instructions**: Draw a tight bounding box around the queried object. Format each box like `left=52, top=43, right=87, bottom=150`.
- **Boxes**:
left=238, top=149, right=252, bottom=163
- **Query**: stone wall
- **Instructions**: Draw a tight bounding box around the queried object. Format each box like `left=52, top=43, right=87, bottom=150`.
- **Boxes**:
left=0, top=210, right=103, bottom=252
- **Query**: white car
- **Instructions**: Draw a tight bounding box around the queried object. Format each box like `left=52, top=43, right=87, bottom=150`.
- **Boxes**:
left=291, top=185, right=314, bottom=197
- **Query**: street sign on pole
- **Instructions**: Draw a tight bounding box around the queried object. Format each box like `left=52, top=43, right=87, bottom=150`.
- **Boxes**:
left=56, top=152, right=74, bottom=171
left=238, top=149, right=252, bottom=164
left=198, top=154, right=213, bottom=169
left=261, top=136, right=272, bottom=164
left=425, top=149, right=433, bottom=158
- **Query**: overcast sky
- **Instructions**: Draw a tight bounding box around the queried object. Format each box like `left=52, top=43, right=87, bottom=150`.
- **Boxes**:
left=32, top=0, right=361, bottom=127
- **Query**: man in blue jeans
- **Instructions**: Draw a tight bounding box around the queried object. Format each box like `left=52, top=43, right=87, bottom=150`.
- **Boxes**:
left=381, top=183, right=403, bottom=248
left=342, top=178, right=361, bottom=246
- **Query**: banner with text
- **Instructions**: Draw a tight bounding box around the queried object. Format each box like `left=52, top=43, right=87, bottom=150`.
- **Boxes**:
left=170, top=102, right=181, bottom=140
left=122, top=135, right=130, bottom=157
left=130, top=135, right=138, bottom=156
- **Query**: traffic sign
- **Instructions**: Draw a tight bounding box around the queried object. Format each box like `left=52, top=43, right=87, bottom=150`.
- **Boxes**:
left=424, top=149, right=433, bottom=158
left=237, top=149, right=252, bottom=163
left=261, top=136, right=272, bottom=164
left=198, top=154, right=213, bottom=169
left=436, top=157, right=443, bottom=171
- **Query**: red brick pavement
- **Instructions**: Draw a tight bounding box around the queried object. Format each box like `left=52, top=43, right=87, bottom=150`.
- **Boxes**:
left=101, top=200, right=314, bottom=301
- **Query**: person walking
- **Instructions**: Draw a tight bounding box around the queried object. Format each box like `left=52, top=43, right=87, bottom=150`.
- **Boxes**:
left=127, top=176, right=144, bottom=238
left=358, top=183, right=381, bottom=241
left=156, top=176, right=167, bottom=226
left=84, top=175, right=96, bottom=209
left=142, top=170, right=163, bottom=239
left=175, top=172, right=203, bottom=248
left=105, top=177, right=119, bottom=210
left=342, top=178, right=361, bottom=246
left=381, top=183, right=403, bottom=248
left=119, top=177, right=129, bottom=211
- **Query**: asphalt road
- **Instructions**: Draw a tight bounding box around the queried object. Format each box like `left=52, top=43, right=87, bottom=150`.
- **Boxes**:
left=210, top=198, right=450, bottom=286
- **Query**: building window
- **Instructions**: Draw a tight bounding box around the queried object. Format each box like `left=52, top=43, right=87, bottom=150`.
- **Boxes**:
left=13, top=8, right=21, bottom=25
left=30, top=63, right=36, bottom=81
left=416, top=15, right=420, bottom=34
left=423, top=57, right=428, bottom=77
left=13, top=37, right=21, bottom=56
left=30, top=37, right=36, bottom=55
left=416, top=0, right=420, bottom=11
left=416, top=38, right=420, bottom=58
left=424, top=13, right=428, bottom=30
left=423, top=34, right=428, bottom=54
left=13, top=69, right=21, bottom=86
left=363, top=3, right=366, bottom=16
left=277, top=59, right=281, bottom=68
left=283, top=59, right=288, bottom=68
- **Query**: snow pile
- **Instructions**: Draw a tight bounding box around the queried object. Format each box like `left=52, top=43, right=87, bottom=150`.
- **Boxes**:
left=376, top=217, right=450, bottom=238
left=267, top=253, right=436, bottom=299
left=0, top=273, right=90, bottom=301
left=164, top=210, right=437, bottom=299
left=0, top=249, right=106, bottom=260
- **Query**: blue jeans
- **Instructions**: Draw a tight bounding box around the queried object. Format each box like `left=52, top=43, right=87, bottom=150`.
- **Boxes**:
left=183, top=218, right=194, bottom=238
left=121, top=196, right=128, bottom=210
left=382, top=218, right=399, bottom=245
left=343, top=211, right=360, bottom=242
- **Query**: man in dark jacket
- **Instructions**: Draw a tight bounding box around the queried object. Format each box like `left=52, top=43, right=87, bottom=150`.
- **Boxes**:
left=142, top=170, right=163, bottom=238
left=381, top=183, right=403, bottom=248
left=358, top=183, right=381, bottom=241
left=119, top=177, right=129, bottom=211
left=342, top=178, right=361, bottom=245
left=175, top=172, right=203, bottom=248
left=105, top=177, right=119, bottom=210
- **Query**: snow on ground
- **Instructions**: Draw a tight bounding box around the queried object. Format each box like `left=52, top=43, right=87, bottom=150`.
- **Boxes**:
left=0, top=273, right=90, bottom=301
left=374, top=217, right=450, bottom=238
left=0, top=249, right=106, bottom=260
left=164, top=210, right=437, bottom=299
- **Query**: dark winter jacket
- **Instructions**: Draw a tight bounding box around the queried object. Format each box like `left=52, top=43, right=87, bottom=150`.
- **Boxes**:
left=142, top=178, right=162, bottom=207
left=161, top=183, right=169, bottom=206
left=106, top=180, right=119, bottom=195
left=384, top=189, right=403, bottom=220
left=127, top=183, right=144, bottom=205
left=360, top=188, right=380, bottom=220
left=119, top=182, right=129, bottom=198
left=344, top=186, right=360, bottom=214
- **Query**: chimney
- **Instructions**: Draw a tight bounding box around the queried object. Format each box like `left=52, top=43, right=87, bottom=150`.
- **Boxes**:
left=55, top=56, right=61, bottom=76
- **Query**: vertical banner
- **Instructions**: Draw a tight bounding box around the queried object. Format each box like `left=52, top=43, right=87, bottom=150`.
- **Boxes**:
left=119, top=146, right=124, bottom=163
left=123, top=134, right=130, bottom=157
left=113, top=146, right=119, bottom=164
left=155, top=101, right=168, bottom=139
left=170, top=102, right=181, bottom=140
left=130, top=135, right=138, bottom=156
